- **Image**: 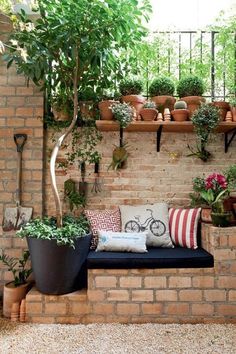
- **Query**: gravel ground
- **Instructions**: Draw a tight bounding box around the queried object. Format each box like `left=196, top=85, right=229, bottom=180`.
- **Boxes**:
left=0, top=316, right=236, bottom=354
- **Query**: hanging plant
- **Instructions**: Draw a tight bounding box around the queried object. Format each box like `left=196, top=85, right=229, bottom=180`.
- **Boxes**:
left=188, top=103, right=220, bottom=162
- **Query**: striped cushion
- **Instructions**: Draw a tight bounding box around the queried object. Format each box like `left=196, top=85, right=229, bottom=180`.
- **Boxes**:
left=169, top=208, right=201, bottom=249
left=84, top=209, right=121, bottom=249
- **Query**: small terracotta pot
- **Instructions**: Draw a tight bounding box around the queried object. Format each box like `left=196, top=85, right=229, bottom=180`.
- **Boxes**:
left=181, top=96, right=206, bottom=117
left=52, top=108, right=70, bottom=121
left=230, top=106, right=236, bottom=122
left=79, top=100, right=96, bottom=119
left=171, top=109, right=189, bottom=121
left=211, top=101, right=230, bottom=121
left=3, top=281, right=31, bottom=318
left=121, top=95, right=145, bottom=119
left=139, top=108, right=158, bottom=121
left=151, top=96, right=176, bottom=114
left=98, top=100, right=119, bottom=120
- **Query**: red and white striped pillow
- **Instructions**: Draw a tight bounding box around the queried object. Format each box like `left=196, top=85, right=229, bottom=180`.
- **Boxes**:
left=84, top=209, right=121, bottom=249
left=169, top=208, right=201, bottom=249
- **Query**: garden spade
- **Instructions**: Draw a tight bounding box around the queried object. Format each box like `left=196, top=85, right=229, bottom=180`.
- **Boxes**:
left=2, top=134, right=33, bottom=231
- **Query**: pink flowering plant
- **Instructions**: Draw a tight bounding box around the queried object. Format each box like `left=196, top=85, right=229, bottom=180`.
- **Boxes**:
left=190, top=172, right=229, bottom=213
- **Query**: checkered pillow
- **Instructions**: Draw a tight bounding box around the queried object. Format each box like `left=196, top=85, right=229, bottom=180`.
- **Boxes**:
left=169, top=208, right=201, bottom=249
left=84, top=209, right=121, bottom=249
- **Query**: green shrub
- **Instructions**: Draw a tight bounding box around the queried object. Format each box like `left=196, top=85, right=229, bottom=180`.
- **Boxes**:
left=177, top=76, right=205, bottom=98
left=149, top=77, right=175, bottom=96
left=119, top=79, right=143, bottom=95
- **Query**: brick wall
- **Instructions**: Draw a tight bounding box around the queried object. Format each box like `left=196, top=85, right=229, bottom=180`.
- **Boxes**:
left=1, top=13, right=236, bottom=299
left=25, top=225, right=236, bottom=324
left=0, top=15, right=44, bottom=292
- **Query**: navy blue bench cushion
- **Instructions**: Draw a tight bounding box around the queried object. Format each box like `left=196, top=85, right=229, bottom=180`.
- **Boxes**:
left=87, top=247, right=214, bottom=269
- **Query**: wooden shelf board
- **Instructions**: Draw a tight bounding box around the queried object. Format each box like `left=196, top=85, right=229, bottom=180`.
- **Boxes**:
left=96, top=120, right=236, bottom=133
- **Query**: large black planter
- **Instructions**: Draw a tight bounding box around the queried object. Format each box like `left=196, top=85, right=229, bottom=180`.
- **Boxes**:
left=27, top=234, right=91, bottom=295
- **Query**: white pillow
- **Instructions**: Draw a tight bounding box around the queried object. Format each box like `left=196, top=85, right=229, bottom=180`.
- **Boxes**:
left=119, top=203, right=174, bottom=248
left=96, top=231, right=148, bottom=253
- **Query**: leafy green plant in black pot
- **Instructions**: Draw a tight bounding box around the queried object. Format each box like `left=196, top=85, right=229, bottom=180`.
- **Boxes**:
left=188, top=103, right=220, bottom=162
left=176, top=76, right=205, bottom=116
left=148, top=76, right=176, bottom=113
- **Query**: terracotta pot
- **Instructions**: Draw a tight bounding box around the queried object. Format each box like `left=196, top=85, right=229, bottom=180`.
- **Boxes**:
left=201, top=208, right=212, bottom=223
left=52, top=108, right=70, bottom=121
left=230, top=106, right=236, bottom=122
left=3, top=281, right=31, bottom=318
left=121, top=95, right=145, bottom=119
left=151, top=96, right=176, bottom=114
left=171, top=109, right=189, bottom=121
left=181, top=96, right=206, bottom=117
left=211, top=101, right=230, bottom=121
left=139, top=108, right=158, bottom=121
left=98, top=100, right=118, bottom=120
left=79, top=100, right=96, bottom=119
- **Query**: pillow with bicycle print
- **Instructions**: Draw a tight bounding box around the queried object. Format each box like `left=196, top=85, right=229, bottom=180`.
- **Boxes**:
left=119, top=203, right=174, bottom=248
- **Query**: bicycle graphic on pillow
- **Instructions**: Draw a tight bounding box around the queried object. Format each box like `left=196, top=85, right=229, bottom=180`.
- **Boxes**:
left=125, top=208, right=166, bottom=237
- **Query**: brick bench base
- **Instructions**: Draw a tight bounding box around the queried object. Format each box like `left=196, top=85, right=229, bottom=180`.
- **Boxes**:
left=25, top=224, right=236, bottom=324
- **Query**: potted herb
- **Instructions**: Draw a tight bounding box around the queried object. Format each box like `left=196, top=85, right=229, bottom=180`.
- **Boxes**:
left=98, top=89, right=120, bottom=121
left=176, top=76, right=205, bottom=117
left=1, top=0, right=151, bottom=294
left=139, top=101, right=158, bottom=121
left=171, top=100, right=189, bottom=121
left=188, top=103, right=220, bottom=162
left=0, top=250, right=32, bottom=317
left=119, top=78, right=145, bottom=119
left=148, top=76, right=176, bottom=114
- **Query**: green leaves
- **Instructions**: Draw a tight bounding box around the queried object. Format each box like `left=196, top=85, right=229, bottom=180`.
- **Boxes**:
left=16, top=215, right=90, bottom=248
left=0, top=250, right=32, bottom=287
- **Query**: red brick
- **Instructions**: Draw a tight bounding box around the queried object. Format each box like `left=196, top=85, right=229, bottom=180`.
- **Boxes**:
left=216, top=305, right=236, bottom=316
left=142, top=303, right=163, bottom=315
left=169, top=277, right=191, bottom=288
left=192, top=276, right=215, bottom=288
left=26, top=302, right=43, bottom=314
left=120, top=276, right=142, bottom=288
left=192, top=304, right=214, bottom=316
left=204, top=290, right=226, bottom=301
left=131, top=290, right=154, bottom=302
left=217, top=276, right=236, bottom=289
left=45, top=303, right=67, bottom=315
left=166, top=303, right=190, bottom=315
left=179, top=290, right=202, bottom=301
left=117, top=303, right=140, bottom=315
left=155, top=290, right=178, bottom=301
left=107, top=290, right=129, bottom=301
left=144, top=276, right=167, bottom=288
left=95, top=276, right=117, bottom=288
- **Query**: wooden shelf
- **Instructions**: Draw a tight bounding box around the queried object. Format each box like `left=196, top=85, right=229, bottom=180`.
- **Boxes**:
left=96, top=120, right=236, bottom=133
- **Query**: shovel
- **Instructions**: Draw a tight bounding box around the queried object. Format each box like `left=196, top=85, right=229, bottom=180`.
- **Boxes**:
left=2, top=134, right=33, bottom=231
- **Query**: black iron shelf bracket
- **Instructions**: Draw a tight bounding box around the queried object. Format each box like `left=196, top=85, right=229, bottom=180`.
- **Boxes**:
left=156, top=125, right=163, bottom=152
left=225, top=128, right=236, bottom=153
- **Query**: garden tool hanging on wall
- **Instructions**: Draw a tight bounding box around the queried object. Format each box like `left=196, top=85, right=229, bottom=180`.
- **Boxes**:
left=91, top=161, right=102, bottom=193
left=79, top=161, right=88, bottom=198
left=2, top=134, right=33, bottom=231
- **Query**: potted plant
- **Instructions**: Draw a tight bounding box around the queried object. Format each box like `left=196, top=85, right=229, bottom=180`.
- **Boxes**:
left=188, top=103, right=220, bottom=162
left=78, top=87, right=97, bottom=119
left=171, top=100, right=189, bottom=121
left=119, top=78, right=145, bottom=119
left=139, top=101, right=158, bottom=121
left=148, top=76, right=176, bottom=114
left=50, top=87, right=73, bottom=122
left=211, top=99, right=230, bottom=121
left=190, top=173, right=232, bottom=226
left=0, top=250, right=32, bottom=317
left=176, top=76, right=205, bottom=117
left=1, top=0, right=151, bottom=294
left=229, top=97, right=236, bottom=122
left=98, top=89, right=120, bottom=121
left=109, top=102, right=133, bottom=170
